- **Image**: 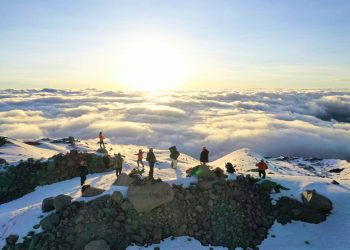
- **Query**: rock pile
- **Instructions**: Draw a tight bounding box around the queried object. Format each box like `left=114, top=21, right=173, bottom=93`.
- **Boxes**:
left=0, top=150, right=113, bottom=204
left=275, top=190, right=332, bottom=224
left=9, top=175, right=275, bottom=250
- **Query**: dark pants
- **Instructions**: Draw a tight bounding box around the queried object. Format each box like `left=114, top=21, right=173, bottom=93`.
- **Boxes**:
left=116, top=168, right=122, bottom=177
left=258, top=169, right=266, bottom=179
left=148, top=162, right=155, bottom=178
left=99, top=140, right=106, bottom=148
left=137, top=160, right=144, bottom=168
left=80, top=175, right=86, bottom=186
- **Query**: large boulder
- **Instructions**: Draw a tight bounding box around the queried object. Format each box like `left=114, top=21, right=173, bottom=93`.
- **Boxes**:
left=81, top=185, right=105, bottom=197
left=301, top=190, right=332, bottom=211
left=40, top=213, right=60, bottom=230
left=42, top=197, right=55, bottom=212
left=127, top=182, right=174, bottom=213
left=196, top=165, right=216, bottom=181
left=84, top=239, right=110, bottom=250
left=112, top=173, right=135, bottom=186
left=53, top=194, right=73, bottom=212
left=6, top=234, right=19, bottom=245
left=111, top=191, right=123, bottom=203
left=187, top=165, right=216, bottom=181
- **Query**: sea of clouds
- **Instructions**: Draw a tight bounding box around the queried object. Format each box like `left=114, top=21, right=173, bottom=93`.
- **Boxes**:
left=0, top=88, right=349, bottom=161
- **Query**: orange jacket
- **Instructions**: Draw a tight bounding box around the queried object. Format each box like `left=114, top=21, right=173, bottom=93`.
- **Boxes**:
left=256, top=161, right=268, bottom=170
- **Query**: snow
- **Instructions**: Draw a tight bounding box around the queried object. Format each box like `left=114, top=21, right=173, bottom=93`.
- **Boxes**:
left=127, top=236, right=228, bottom=250
left=1, top=139, right=350, bottom=249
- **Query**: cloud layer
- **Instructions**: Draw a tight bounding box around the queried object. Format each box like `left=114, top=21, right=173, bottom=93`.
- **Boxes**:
left=0, top=88, right=349, bottom=161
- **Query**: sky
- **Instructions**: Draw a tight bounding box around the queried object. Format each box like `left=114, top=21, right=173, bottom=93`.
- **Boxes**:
left=0, top=0, right=349, bottom=90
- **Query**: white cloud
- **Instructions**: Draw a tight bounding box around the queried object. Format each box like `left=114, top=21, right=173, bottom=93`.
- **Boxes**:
left=0, top=88, right=350, bottom=161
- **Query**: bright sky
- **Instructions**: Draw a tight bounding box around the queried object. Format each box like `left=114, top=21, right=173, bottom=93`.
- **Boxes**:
left=0, top=0, right=349, bottom=90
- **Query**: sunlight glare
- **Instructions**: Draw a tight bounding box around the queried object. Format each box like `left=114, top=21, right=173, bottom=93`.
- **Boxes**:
left=116, top=37, right=192, bottom=90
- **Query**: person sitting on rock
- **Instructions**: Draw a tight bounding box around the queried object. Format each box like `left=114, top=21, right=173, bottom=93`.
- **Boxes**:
left=256, top=159, right=268, bottom=179
left=98, top=131, right=106, bottom=149
left=135, top=149, right=144, bottom=170
left=225, top=162, right=236, bottom=173
left=115, top=153, right=125, bottom=177
left=200, top=147, right=209, bottom=165
left=146, top=148, right=157, bottom=178
left=169, top=146, right=180, bottom=169
left=78, top=160, right=88, bottom=186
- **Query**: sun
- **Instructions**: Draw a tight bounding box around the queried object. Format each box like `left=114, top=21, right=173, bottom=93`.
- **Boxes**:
left=116, top=37, right=192, bottom=90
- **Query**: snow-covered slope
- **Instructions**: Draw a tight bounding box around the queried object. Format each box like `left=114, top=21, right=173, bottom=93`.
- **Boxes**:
left=1, top=140, right=350, bottom=249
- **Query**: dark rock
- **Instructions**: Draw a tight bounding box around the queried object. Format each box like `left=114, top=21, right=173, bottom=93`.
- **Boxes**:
left=197, top=180, right=214, bottom=190
left=196, top=165, right=216, bottom=181
left=6, top=234, right=19, bottom=245
left=195, top=205, right=204, bottom=213
left=331, top=180, right=340, bottom=185
left=53, top=194, right=73, bottom=212
left=40, top=213, right=60, bottom=230
left=153, top=227, right=162, bottom=242
left=84, top=239, right=110, bottom=250
left=328, top=168, right=344, bottom=173
left=81, top=185, right=105, bottom=197
left=131, top=234, right=144, bottom=244
left=42, top=197, right=55, bottom=212
left=301, top=190, right=332, bottom=211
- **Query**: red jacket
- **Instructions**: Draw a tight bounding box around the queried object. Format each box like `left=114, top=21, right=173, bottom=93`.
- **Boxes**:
left=99, top=134, right=105, bottom=141
left=256, top=161, right=268, bottom=170
left=135, top=152, right=143, bottom=160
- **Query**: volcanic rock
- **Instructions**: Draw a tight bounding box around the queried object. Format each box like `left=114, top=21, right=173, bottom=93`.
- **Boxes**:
left=42, top=197, right=55, bottom=212
left=54, top=194, right=73, bottom=212
left=127, top=182, right=174, bottom=213
left=301, top=190, right=332, bottom=211
left=84, top=240, right=110, bottom=250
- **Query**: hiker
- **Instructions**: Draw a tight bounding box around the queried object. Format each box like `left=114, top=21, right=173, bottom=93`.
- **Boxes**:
left=103, top=153, right=110, bottom=168
left=200, top=147, right=209, bottom=165
left=78, top=160, right=88, bottom=186
left=115, top=153, right=125, bottom=177
left=146, top=148, right=157, bottom=178
left=98, top=131, right=106, bottom=149
left=256, top=159, right=268, bottom=179
left=169, top=146, right=180, bottom=169
left=225, top=162, right=236, bottom=173
left=135, top=149, right=144, bottom=170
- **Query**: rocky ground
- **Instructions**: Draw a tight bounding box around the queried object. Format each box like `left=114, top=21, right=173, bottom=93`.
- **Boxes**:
left=3, top=166, right=332, bottom=250
left=0, top=149, right=114, bottom=204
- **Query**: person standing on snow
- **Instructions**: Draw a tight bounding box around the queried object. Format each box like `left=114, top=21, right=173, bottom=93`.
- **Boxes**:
left=256, top=159, right=268, bottom=179
left=135, top=149, right=144, bottom=170
left=146, top=148, right=157, bottom=178
left=169, top=146, right=180, bottom=169
left=114, top=153, right=125, bottom=177
left=78, top=160, right=88, bottom=186
left=200, top=147, right=209, bottom=165
left=98, top=131, right=106, bottom=149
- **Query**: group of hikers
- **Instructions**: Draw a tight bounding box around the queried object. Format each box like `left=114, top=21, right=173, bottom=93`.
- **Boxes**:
left=78, top=132, right=268, bottom=186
